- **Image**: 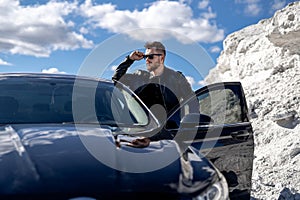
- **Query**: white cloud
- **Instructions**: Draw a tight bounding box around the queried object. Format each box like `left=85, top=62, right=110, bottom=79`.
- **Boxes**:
left=42, top=67, right=66, bottom=74
left=235, top=0, right=260, bottom=4
left=198, top=80, right=207, bottom=87
left=244, top=3, right=261, bottom=16
left=198, top=0, right=210, bottom=9
left=0, top=0, right=93, bottom=57
left=179, top=0, right=193, bottom=5
left=270, top=0, right=286, bottom=14
left=235, top=0, right=262, bottom=16
left=80, top=27, right=89, bottom=34
left=0, top=0, right=225, bottom=58
left=0, top=58, right=12, bottom=66
left=186, top=76, right=195, bottom=87
left=111, top=65, right=117, bottom=71
left=210, top=45, right=221, bottom=53
left=201, top=7, right=216, bottom=20
left=80, top=0, right=224, bottom=43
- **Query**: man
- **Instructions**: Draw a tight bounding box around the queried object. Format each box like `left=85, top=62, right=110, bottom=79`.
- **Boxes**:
left=112, top=41, right=198, bottom=147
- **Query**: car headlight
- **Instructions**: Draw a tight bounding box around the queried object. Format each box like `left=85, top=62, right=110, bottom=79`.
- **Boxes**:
left=193, top=173, right=229, bottom=200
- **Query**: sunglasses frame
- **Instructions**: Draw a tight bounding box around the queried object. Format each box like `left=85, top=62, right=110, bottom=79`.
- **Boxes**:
left=143, top=54, right=162, bottom=59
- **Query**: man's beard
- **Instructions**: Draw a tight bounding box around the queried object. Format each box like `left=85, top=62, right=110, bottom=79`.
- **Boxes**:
left=147, top=63, right=160, bottom=72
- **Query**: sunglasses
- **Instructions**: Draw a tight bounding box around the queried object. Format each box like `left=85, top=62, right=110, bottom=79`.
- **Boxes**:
left=143, top=54, right=162, bottom=59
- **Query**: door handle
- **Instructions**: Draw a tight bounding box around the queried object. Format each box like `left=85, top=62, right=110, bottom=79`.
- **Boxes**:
left=230, top=131, right=250, bottom=140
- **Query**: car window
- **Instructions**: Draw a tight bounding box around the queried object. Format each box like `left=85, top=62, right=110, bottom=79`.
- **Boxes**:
left=197, top=88, right=242, bottom=124
left=118, top=88, right=148, bottom=125
left=0, top=77, right=150, bottom=126
left=176, top=86, right=243, bottom=125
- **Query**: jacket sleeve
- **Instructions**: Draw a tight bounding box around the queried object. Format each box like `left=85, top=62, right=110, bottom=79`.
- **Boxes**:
left=112, top=56, right=134, bottom=83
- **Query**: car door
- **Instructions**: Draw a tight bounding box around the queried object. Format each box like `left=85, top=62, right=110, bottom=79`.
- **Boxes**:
left=167, top=82, right=254, bottom=200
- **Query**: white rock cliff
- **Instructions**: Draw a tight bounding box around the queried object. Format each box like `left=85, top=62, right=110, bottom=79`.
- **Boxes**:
left=204, top=2, right=300, bottom=200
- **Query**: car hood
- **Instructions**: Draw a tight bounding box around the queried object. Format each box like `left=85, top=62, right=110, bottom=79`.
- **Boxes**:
left=0, top=124, right=218, bottom=199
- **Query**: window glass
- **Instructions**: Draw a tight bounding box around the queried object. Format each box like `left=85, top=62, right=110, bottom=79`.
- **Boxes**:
left=0, top=77, right=149, bottom=126
left=197, top=88, right=242, bottom=124
left=120, top=88, right=148, bottom=125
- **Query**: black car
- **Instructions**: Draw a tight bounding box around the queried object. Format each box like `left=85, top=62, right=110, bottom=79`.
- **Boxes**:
left=0, top=73, right=253, bottom=200
left=166, top=82, right=254, bottom=199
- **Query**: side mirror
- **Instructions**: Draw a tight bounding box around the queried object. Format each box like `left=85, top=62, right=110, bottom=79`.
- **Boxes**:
left=180, top=113, right=213, bottom=128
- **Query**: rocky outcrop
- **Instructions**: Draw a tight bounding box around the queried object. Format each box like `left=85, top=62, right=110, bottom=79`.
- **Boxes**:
left=204, top=2, right=300, bottom=200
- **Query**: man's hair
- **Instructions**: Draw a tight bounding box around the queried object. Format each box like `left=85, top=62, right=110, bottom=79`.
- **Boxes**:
left=144, top=41, right=166, bottom=56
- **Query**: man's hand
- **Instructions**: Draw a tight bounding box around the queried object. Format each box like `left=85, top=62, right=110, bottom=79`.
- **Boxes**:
left=129, top=50, right=144, bottom=61
left=127, top=137, right=151, bottom=148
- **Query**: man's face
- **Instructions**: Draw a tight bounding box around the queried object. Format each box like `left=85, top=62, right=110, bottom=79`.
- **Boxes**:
left=144, top=48, right=163, bottom=72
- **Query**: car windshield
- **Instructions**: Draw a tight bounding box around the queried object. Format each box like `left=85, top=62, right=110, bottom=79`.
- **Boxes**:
left=0, top=76, right=149, bottom=126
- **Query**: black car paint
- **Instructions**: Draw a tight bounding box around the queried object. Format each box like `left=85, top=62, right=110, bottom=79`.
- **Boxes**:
left=164, top=82, right=254, bottom=200
left=0, top=73, right=229, bottom=200
left=0, top=124, right=219, bottom=199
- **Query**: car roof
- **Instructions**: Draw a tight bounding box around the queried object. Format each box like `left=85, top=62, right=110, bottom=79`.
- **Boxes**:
left=0, top=72, right=113, bottom=84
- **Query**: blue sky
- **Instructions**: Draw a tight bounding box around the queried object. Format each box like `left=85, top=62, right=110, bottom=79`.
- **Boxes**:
left=0, top=0, right=295, bottom=89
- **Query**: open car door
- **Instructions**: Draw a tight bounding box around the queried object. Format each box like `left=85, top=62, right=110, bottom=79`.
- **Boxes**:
left=167, top=82, right=254, bottom=200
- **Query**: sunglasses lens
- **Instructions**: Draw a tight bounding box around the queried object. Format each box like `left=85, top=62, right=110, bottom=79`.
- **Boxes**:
left=144, top=54, right=154, bottom=59
left=143, top=54, right=161, bottom=59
